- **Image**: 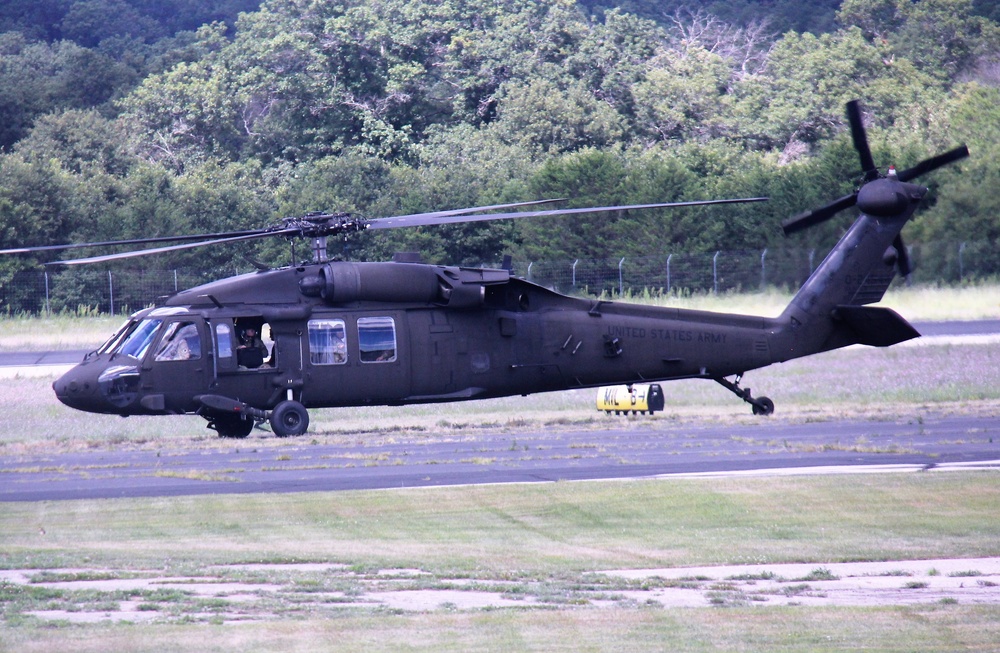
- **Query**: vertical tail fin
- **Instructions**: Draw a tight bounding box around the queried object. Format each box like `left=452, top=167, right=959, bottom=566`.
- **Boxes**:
left=769, top=101, right=968, bottom=361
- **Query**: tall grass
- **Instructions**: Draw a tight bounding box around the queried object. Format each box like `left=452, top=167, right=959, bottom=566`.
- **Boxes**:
left=0, top=313, right=123, bottom=351
left=601, top=281, right=1000, bottom=319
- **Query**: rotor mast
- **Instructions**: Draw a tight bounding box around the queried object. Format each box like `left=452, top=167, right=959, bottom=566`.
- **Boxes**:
left=312, top=236, right=328, bottom=263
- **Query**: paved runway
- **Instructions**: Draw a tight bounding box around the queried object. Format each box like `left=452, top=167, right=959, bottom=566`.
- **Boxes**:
left=2, top=412, right=998, bottom=501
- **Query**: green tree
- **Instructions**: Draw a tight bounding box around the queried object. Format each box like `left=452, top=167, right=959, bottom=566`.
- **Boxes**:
left=59, top=0, right=164, bottom=47
left=632, top=44, right=733, bottom=143
left=0, top=32, right=135, bottom=149
left=838, top=0, right=1000, bottom=79
left=910, top=84, right=1000, bottom=254
left=13, top=109, right=132, bottom=176
left=493, top=73, right=626, bottom=154
left=731, top=27, right=941, bottom=152
left=117, top=24, right=240, bottom=170
left=514, top=148, right=630, bottom=262
left=121, top=0, right=608, bottom=166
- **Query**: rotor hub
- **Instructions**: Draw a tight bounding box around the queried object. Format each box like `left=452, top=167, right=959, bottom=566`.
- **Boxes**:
left=280, top=212, right=369, bottom=239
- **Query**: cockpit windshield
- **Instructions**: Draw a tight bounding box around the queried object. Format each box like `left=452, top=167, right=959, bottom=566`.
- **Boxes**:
left=97, top=319, right=133, bottom=355
left=108, top=318, right=163, bottom=360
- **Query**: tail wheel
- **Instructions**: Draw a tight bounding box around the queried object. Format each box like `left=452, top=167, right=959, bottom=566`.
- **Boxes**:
left=752, top=397, right=775, bottom=416
left=270, top=400, right=309, bottom=437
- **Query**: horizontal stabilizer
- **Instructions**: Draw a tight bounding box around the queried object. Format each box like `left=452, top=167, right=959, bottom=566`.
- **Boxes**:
left=835, top=305, right=920, bottom=347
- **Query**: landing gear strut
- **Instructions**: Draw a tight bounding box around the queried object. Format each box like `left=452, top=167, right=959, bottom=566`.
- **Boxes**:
left=714, top=375, right=774, bottom=416
left=197, top=393, right=310, bottom=438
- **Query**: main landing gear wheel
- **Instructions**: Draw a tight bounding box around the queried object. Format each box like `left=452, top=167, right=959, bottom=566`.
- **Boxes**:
left=209, top=413, right=254, bottom=438
left=714, top=375, right=775, bottom=416
left=270, top=400, right=309, bottom=437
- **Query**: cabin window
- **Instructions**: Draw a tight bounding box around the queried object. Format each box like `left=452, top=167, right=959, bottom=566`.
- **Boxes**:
left=154, top=321, right=201, bottom=361
left=308, top=319, right=347, bottom=365
left=215, top=323, right=233, bottom=359
left=359, top=316, right=396, bottom=363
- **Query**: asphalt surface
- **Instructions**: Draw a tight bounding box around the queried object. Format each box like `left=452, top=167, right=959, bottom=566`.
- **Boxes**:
left=2, top=412, right=999, bottom=502
left=1, top=319, right=998, bottom=502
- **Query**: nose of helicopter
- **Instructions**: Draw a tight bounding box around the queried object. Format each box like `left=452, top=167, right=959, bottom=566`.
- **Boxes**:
left=52, top=362, right=112, bottom=413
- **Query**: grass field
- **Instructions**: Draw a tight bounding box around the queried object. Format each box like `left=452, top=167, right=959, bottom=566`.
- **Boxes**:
left=1, top=475, right=999, bottom=651
left=1, top=283, right=999, bottom=651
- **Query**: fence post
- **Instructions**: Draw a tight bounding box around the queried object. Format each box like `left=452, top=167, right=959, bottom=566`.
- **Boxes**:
left=572, top=259, right=578, bottom=288
left=666, top=254, right=672, bottom=294
left=959, top=242, right=966, bottom=280
left=808, top=249, right=816, bottom=274
left=527, top=262, right=533, bottom=281
left=713, top=251, right=720, bottom=294
left=760, top=248, right=767, bottom=290
left=174, top=269, right=179, bottom=292
left=44, top=270, right=51, bottom=316
left=108, top=271, right=114, bottom=315
left=618, top=257, right=625, bottom=296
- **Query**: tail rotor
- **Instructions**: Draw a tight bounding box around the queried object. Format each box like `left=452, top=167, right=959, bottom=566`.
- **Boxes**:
left=781, top=101, right=969, bottom=239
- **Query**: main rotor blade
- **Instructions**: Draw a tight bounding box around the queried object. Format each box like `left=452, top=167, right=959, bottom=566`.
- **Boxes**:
left=781, top=193, right=858, bottom=235
left=370, top=197, right=769, bottom=230
left=0, top=228, right=269, bottom=256
left=0, top=201, right=566, bottom=257
left=41, top=197, right=767, bottom=265
left=896, top=145, right=970, bottom=183
left=387, top=198, right=565, bottom=222
left=847, top=100, right=878, bottom=182
left=48, top=230, right=297, bottom=266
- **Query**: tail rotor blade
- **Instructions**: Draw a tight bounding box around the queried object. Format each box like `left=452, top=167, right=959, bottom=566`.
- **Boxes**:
left=894, top=234, right=912, bottom=277
left=781, top=193, right=858, bottom=235
left=847, top=100, right=878, bottom=181
left=896, top=145, right=970, bottom=183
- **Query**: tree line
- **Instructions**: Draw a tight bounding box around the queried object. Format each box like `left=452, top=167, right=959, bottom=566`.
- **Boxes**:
left=1, top=0, right=999, bottom=311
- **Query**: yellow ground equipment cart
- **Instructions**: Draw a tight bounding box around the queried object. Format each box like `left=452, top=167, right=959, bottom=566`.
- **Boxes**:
left=596, top=384, right=665, bottom=415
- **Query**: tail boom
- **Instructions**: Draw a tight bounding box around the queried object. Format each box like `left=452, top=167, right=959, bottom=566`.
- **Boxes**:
left=770, top=179, right=926, bottom=362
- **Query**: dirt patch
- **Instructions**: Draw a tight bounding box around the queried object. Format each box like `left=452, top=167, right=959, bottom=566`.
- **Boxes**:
left=5, top=558, right=999, bottom=623
left=603, top=557, right=1000, bottom=607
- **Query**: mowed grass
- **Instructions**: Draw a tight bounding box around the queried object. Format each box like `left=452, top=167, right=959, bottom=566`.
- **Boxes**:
left=5, top=608, right=1000, bottom=653
left=2, top=474, right=1000, bottom=651
left=4, top=475, right=999, bottom=573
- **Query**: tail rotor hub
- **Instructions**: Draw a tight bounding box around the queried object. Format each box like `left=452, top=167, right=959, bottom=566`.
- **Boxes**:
left=856, top=177, right=925, bottom=218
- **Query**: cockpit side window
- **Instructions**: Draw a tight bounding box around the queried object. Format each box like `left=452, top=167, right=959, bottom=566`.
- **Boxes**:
left=154, top=322, right=202, bottom=362
left=308, top=319, right=347, bottom=365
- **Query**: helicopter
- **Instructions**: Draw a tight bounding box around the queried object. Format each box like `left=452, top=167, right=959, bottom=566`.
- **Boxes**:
left=1, top=101, right=968, bottom=438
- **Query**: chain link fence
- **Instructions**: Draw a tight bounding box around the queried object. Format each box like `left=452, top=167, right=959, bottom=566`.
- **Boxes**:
left=1, top=241, right=996, bottom=316
left=515, top=240, right=996, bottom=296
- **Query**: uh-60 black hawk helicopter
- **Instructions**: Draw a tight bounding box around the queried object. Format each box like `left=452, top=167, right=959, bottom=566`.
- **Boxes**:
left=2, top=101, right=968, bottom=438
